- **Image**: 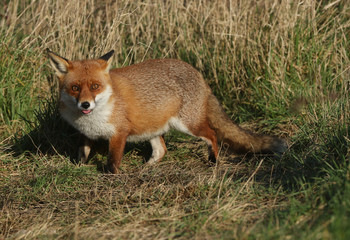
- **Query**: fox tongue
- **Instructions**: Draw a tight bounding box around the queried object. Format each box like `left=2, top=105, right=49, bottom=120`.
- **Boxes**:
left=82, top=109, right=92, bottom=114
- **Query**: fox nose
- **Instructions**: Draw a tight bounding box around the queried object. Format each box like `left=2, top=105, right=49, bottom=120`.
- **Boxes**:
left=81, top=102, right=90, bottom=109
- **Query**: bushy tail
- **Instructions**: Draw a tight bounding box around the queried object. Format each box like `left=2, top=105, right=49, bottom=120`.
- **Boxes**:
left=207, top=94, right=286, bottom=154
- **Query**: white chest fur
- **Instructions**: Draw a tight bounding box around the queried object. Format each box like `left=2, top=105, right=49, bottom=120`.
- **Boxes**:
left=61, top=108, right=115, bottom=140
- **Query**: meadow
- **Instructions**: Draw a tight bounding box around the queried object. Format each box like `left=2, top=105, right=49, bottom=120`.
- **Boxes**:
left=0, top=0, right=349, bottom=239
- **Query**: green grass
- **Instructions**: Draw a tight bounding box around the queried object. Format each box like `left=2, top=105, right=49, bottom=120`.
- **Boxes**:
left=1, top=0, right=349, bottom=239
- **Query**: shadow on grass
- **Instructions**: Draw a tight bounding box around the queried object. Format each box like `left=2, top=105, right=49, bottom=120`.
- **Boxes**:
left=270, top=125, right=349, bottom=191
left=10, top=99, right=78, bottom=160
left=9, top=97, right=153, bottom=172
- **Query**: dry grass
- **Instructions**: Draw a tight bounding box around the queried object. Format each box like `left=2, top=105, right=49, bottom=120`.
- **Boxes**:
left=2, top=0, right=349, bottom=121
left=1, top=141, right=286, bottom=239
left=1, top=0, right=348, bottom=136
left=1, top=0, right=349, bottom=239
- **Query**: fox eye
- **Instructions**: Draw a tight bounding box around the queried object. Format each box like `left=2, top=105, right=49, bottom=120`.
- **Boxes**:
left=72, top=85, right=79, bottom=92
left=91, top=83, right=99, bottom=90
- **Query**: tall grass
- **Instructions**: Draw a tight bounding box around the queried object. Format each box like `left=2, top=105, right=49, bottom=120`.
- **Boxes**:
left=1, top=0, right=349, bottom=239
left=1, top=0, right=349, bottom=133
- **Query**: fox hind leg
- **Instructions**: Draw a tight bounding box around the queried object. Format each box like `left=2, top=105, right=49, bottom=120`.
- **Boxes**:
left=191, top=121, right=219, bottom=163
left=173, top=117, right=219, bottom=163
left=147, top=136, right=167, bottom=164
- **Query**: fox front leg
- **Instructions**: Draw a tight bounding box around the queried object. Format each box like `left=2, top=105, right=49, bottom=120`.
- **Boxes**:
left=107, top=133, right=128, bottom=174
left=78, top=135, right=93, bottom=164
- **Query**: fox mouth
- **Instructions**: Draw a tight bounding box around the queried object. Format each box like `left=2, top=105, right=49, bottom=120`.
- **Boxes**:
left=81, top=109, right=92, bottom=115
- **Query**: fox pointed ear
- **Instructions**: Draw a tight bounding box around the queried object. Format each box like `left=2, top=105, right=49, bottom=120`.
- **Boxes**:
left=99, top=50, right=114, bottom=72
left=46, top=49, right=70, bottom=78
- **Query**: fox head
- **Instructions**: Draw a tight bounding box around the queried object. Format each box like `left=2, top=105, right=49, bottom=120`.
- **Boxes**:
left=47, top=49, right=114, bottom=115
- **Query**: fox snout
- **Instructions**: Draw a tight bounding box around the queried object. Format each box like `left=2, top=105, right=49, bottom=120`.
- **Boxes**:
left=78, top=100, right=96, bottom=115
left=81, top=101, right=90, bottom=109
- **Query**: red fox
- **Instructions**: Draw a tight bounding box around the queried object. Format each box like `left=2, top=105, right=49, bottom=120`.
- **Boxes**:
left=47, top=49, right=286, bottom=173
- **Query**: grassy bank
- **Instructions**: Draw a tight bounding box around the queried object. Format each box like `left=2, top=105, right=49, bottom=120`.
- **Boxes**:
left=1, top=0, right=349, bottom=239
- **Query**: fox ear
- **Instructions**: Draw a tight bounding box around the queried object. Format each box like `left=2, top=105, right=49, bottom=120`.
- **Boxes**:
left=47, top=49, right=70, bottom=78
left=99, top=50, right=114, bottom=72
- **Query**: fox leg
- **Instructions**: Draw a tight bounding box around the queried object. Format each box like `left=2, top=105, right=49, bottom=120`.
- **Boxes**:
left=148, top=136, right=167, bottom=164
left=78, top=135, right=93, bottom=163
left=107, top=133, right=128, bottom=174
left=192, top=121, right=219, bottom=163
